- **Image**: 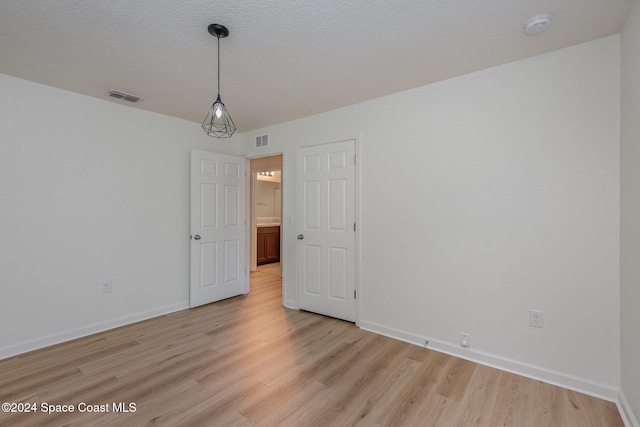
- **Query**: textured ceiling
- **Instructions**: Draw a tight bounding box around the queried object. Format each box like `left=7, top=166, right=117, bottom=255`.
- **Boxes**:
left=0, top=0, right=630, bottom=132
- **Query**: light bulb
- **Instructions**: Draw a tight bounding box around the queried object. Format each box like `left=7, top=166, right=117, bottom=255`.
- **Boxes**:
left=215, top=106, right=222, bottom=118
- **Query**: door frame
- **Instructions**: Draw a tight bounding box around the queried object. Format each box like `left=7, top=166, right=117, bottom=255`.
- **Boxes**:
left=245, top=137, right=361, bottom=325
left=249, top=155, right=284, bottom=272
left=246, top=148, right=289, bottom=309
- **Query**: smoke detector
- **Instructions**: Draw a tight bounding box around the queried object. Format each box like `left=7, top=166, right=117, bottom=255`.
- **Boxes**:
left=524, top=14, right=552, bottom=35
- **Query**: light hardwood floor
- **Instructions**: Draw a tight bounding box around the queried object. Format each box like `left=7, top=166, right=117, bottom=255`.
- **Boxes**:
left=1, top=266, right=624, bottom=426
left=256, top=262, right=281, bottom=277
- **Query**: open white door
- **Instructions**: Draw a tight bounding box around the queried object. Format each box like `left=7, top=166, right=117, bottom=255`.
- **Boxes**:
left=190, top=150, right=247, bottom=308
left=297, top=140, right=356, bottom=322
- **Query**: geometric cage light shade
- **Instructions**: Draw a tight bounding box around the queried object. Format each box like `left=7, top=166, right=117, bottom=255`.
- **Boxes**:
left=202, top=23, right=236, bottom=138
left=202, top=94, right=236, bottom=138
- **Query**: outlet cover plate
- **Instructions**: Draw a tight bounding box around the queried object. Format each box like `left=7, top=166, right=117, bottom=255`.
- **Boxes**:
left=460, top=333, right=470, bottom=348
left=529, top=309, right=543, bottom=328
left=101, top=280, right=112, bottom=294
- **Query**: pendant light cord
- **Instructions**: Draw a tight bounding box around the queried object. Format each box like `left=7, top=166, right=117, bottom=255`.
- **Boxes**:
left=217, top=35, right=221, bottom=95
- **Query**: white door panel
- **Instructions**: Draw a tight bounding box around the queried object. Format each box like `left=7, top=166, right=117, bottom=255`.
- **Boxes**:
left=190, top=150, right=247, bottom=308
left=297, top=140, right=356, bottom=322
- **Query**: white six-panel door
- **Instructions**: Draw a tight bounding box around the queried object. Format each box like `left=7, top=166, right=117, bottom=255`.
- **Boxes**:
left=190, top=150, right=247, bottom=308
left=297, top=140, right=356, bottom=322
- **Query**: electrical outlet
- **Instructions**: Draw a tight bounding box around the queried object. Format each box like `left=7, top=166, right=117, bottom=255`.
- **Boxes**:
left=529, top=309, right=543, bottom=328
left=460, top=333, right=470, bottom=348
left=101, top=280, right=112, bottom=294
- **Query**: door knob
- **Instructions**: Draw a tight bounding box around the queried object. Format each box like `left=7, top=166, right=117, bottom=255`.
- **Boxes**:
left=297, top=234, right=304, bottom=240
left=193, top=235, right=201, bottom=240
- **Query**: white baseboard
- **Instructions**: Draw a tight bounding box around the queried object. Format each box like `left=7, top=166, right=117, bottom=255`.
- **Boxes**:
left=0, top=302, right=189, bottom=361
left=618, top=389, right=640, bottom=427
left=4, top=305, right=633, bottom=424
left=359, top=319, right=620, bottom=402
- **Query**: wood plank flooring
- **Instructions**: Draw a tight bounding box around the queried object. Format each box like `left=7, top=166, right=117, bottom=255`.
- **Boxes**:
left=0, top=267, right=624, bottom=426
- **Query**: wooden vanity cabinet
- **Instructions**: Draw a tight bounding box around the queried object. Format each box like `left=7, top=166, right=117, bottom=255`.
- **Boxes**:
left=257, top=226, right=280, bottom=265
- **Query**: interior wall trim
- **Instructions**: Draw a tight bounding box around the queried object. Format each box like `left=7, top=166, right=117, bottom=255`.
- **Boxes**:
left=0, top=302, right=189, bottom=361
left=618, top=389, right=640, bottom=427
left=359, top=319, right=621, bottom=403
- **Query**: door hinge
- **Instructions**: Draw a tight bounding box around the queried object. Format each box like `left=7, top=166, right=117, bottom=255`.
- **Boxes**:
left=354, top=222, right=356, bottom=232
left=354, top=290, right=357, bottom=299
left=353, top=154, right=356, bottom=165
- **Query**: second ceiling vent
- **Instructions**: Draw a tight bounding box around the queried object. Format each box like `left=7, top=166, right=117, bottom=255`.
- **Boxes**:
left=255, top=134, right=269, bottom=148
left=107, top=89, right=142, bottom=103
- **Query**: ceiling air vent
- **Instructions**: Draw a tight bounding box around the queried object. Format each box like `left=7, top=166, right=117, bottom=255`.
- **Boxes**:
left=255, top=134, right=269, bottom=148
left=107, top=89, right=142, bottom=103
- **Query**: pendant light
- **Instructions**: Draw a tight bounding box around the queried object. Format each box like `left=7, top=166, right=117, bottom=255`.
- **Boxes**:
left=202, top=23, right=236, bottom=138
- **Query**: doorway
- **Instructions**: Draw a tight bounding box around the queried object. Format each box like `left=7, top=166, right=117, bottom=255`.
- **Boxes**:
left=250, top=155, right=283, bottom=279
left=246, top=140, right=358, bottom=320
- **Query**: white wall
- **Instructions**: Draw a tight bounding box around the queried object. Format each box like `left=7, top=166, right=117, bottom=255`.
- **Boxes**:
left=0, top=74, right=239, bottom=357
left=242, top=36, right=621, bottom=396
left=621, top=0, right=640, bottom=423
left=0, top=34, right=624, bottom=405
